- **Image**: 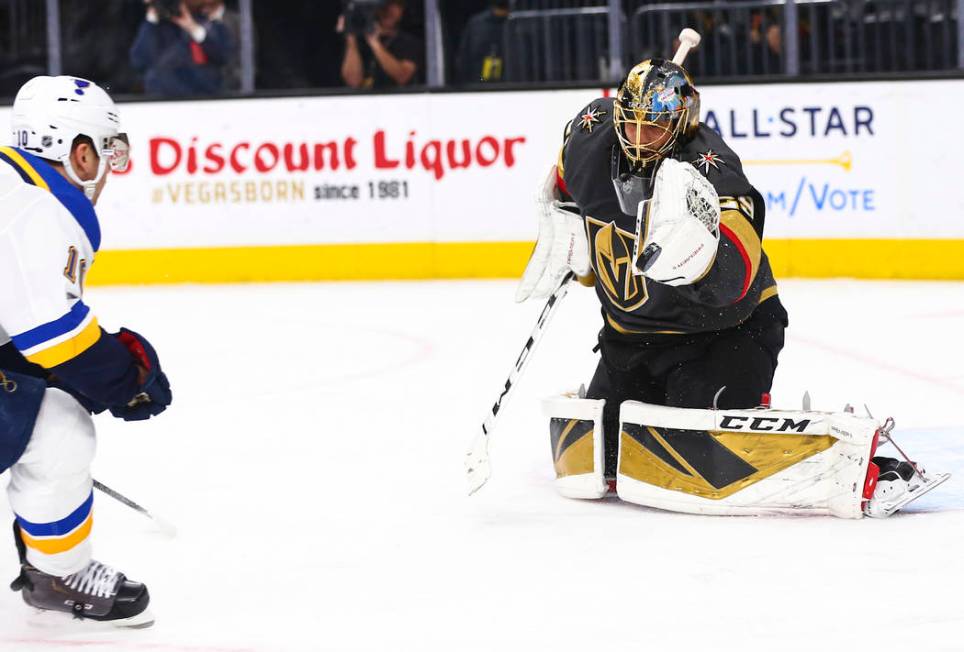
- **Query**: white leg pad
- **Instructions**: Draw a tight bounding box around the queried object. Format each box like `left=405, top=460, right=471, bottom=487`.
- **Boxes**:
left=615, top=401, right=877, bottom=518
left=542, top=395, right=607, bottom=499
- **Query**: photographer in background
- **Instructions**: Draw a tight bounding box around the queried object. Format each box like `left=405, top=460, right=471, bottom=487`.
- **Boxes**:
left=339, top=0, right=423, bottom=89
left=130, top=0, right=238, bottom=97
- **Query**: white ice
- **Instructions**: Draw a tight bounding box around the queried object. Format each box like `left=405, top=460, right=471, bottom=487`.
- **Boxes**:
left=1, top=279, right=963, bottom=651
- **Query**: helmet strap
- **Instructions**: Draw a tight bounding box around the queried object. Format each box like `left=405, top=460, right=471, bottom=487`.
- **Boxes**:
left=60, top=152, right=109, bottom=200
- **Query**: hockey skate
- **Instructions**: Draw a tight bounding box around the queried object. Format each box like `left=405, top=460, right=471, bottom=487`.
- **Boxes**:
left=864, top=456, right=950, bottom=518
left=862, top=417, right=951, bottom=518
left=9, top=523, right=153, bottom=628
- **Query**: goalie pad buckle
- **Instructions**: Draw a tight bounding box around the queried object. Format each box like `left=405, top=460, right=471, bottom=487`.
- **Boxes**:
left=542, top=394, right=608, bottom=499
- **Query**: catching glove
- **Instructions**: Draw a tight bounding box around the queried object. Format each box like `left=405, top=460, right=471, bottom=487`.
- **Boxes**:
left=634, top=158, right=720, bottom=286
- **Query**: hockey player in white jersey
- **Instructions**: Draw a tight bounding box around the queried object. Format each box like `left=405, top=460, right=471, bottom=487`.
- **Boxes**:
left=0, top=76, right=171, bottom=626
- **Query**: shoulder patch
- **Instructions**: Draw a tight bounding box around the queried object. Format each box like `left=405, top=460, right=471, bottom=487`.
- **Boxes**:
left=578, top=104, right=607, bottom=133
left=692, top=149, right=726, bottom=175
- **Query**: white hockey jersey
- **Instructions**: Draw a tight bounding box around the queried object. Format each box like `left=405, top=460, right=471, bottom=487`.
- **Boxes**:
left=0, top=146, right=103, bottom=369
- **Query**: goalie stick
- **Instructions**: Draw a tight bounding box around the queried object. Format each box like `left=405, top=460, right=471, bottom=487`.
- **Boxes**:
left=465, top=272, right=575, bottom=495
left=465, top=30, right=703, bottom=495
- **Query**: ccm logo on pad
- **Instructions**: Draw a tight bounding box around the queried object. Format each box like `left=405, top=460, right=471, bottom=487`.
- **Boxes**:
left=719, top=415, right=812, bottom=432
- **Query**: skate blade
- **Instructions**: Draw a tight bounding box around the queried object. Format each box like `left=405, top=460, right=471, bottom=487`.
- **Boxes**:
left=26, top=607, right=155, bottom=630
left=866, top=472, right=951, bottom=518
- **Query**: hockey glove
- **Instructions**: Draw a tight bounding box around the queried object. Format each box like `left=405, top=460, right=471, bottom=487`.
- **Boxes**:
left=108, top=328, right=172, bottom=421
left=634, top=158, right=720, bottom=286
left=515, top=166, right=590, bottom=302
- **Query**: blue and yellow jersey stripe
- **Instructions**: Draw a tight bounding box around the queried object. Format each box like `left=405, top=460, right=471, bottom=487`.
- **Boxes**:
left=0, top=146, right=50, bottom=190
left=0, top=146, right=101, bottom=251
left=17, top=492, right=94, bottom=556
left=10, top=301, right=102, bottom=368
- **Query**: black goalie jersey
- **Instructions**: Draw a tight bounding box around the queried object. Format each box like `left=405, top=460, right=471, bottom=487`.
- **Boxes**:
left=559, top=96, right=786, bottom=338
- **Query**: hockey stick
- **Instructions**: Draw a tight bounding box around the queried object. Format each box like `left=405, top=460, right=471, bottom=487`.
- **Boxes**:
left=93, top=479, right=177, bottom=538
left=465, top=272, right=576, bottom=495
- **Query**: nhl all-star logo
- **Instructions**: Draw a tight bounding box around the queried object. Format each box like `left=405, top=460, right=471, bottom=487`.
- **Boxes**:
left=693, top=149, right=725, bottom=174
left=579, top=105, right=606, bottom=133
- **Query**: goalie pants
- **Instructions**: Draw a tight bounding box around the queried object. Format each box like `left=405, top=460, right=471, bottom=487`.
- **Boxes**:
left=588, top=297, right=788, bottom=476
left=7, top=388, right=96, bottom=577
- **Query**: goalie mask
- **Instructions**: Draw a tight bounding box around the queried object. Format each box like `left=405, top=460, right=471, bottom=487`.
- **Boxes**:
left=613, top=58, right=699, bottom=172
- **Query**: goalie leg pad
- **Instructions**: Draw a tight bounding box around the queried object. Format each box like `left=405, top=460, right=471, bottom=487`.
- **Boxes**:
left=615, top=401, right=878, bottom=518
left=542, top=395, right=607, bottom=499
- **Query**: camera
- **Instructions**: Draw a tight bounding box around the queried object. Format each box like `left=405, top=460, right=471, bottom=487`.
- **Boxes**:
left=150, top=0, right=183, bottom=21
left=342, top=0, right=382, bottom=36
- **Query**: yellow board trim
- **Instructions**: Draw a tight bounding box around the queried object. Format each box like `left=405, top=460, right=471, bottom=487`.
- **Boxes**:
left=0, top=146, right=50, bottom=190
left=20, top=514, right=93, bottom=555
left=26, top=318, right=102, bottom=368
left=84, top=239, right=964, bottom=286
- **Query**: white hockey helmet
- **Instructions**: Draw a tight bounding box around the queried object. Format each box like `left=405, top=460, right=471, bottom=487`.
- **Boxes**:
left=11, top=75, right=129, bottom=199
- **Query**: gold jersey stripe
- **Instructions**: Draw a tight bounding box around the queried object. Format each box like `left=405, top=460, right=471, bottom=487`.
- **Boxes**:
left=0, top=146, right=50, bottom=190
left=25, top=318, right=102, bottom=368
left=759, top=285, right=779, bottom=304
left=20, top=514, right=93, bottom=555
left=720, top=209, right=762, bottom=286
left=605, top=313, right=684, bottom=335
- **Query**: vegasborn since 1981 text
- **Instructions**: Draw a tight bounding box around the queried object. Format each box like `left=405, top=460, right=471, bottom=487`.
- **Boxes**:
left=314, top=180, right=410, bottom=201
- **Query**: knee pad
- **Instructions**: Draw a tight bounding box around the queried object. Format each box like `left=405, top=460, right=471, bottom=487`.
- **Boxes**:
left=15, top=388, right=95, bottom=487
left=542, top=394, right=608, bottom=499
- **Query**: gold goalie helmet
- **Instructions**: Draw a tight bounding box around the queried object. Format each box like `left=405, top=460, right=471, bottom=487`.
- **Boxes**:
left=613, top=57, right=700, bottom=170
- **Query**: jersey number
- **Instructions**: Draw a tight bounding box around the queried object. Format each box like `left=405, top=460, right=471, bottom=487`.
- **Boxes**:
left=63, top=246, right=87, bottom=291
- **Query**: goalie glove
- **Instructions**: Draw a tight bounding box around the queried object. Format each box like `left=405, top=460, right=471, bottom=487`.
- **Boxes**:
left=515, top=166, right=591, bottom=302
left=633, top=158, right=720, bottom=286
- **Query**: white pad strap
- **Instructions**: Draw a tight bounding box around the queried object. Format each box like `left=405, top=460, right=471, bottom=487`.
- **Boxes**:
left=542, top=394, right=607, bottom=499
left=616, top=402, right=877, bottom=518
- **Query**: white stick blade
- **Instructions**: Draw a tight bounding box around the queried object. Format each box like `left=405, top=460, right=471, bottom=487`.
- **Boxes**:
left=465, top=434, right=492, bottom=495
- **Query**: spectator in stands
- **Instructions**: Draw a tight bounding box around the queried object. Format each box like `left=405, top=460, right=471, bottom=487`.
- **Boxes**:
left=749, top=10, right=783, bottom=73
left=455, top=0, right=509, bottom=84
left=339, top=0, right=423, bottom=89
left=130, top=0, right=237, bottom=96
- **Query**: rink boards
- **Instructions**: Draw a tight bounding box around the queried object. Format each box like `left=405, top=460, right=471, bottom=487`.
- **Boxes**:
left=3, top=78, right=963, bottom=283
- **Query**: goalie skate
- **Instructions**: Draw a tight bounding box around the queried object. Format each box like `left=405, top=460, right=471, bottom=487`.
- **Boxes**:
left=864, top=457, right=951, bottom=518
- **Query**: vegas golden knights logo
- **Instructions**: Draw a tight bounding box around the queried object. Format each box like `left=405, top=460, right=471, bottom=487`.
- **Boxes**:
left=585, top=216, right=648, bottom=311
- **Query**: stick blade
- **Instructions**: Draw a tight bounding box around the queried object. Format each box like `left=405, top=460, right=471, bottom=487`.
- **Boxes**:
left=465, top=433, right=492, bottom=495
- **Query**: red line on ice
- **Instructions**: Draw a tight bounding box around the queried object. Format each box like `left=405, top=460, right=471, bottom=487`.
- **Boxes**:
left=793, top=335, right=964, bottom=398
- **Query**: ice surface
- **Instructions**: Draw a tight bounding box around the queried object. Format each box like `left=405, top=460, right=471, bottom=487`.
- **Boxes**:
left=1, top=279, right=962, bottom=651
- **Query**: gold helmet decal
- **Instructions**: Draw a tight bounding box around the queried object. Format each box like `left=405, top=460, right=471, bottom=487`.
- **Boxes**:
left=613, top=58, right=700, bottom=170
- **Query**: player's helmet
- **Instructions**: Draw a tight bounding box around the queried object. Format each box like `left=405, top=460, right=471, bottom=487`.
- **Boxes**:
left=613, top=58, right=700, bottom=170
left=11, top=76, right=129, bottom=199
